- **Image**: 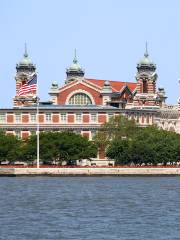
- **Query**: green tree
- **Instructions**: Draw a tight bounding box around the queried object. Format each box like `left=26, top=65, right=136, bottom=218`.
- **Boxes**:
left=0, top=131, right=22, bottom=164
left=106, top=139, right=131, bottom=165
left=94, top=115, right=138, bottom=151
left=22, top=131, right=97, bottom=165
left=97, top=116, right=180, bottom=166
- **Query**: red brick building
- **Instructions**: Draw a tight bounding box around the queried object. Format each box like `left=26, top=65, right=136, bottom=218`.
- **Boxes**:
left=0, top=47, right=167, bottom=165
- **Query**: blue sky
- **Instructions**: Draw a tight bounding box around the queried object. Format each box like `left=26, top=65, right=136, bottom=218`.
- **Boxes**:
left=0, top=0, right=180, bottom=106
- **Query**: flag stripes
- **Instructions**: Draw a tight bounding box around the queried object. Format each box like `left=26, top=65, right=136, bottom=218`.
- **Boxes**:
left=18, top=74, right=37, bottom=96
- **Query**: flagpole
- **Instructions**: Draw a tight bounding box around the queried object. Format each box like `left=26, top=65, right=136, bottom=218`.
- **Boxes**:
left=36, top=73, right=40, bottom=168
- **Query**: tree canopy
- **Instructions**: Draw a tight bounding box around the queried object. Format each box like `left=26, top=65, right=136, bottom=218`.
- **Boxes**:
left=0, top=115, right=180, bottom=166
left=19, top=131, right=97, bottom=165
left=0, top=131, right=97, bottom=165
left=95, top=115, right=180, bottom=166
left=0, top=131, right=22, bottom=164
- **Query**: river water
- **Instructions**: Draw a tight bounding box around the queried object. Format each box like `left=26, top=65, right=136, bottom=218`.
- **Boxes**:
left=0, top=177, right=180, bottom=240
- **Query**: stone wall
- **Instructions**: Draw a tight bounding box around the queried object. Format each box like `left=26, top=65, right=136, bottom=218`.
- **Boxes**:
left=1, top=167, right=180, bottom=176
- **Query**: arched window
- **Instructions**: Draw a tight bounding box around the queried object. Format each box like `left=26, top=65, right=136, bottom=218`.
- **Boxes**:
left=69, top=93, right=92, bottom=105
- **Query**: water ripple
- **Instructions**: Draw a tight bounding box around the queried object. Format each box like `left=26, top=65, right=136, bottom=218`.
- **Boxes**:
left=0, top=177, right=180, bottom=240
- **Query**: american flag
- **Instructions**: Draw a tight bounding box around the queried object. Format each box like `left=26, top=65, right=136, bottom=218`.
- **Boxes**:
left=18, top=74, right=37, bottom=96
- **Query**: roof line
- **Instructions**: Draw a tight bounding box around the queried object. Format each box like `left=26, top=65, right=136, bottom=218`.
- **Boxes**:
left=85, top=78, right=136, bottom=84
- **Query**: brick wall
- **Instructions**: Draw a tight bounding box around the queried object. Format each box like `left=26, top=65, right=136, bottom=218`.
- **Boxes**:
left=68, top=114, right=74, bottom=123
left=82, top=131, right=90, bottom=140
left=57, top=83, right=102, bottom=105
left=7, top=114, right=14, bottom=123
left=83, top=114, right=89, bottom=123
left=22, top=114, right=29, bottom=123
left=38, top=114, right=44, bottom=123
left=52, top=114, right=59, bottom=123
left=98, top=113, right=107, bottom=123
left=21, top=131, right=29, bottom=140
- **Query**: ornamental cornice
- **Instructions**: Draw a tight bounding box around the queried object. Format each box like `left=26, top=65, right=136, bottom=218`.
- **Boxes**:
left=136, top=72, right=157, bottom=81
left=0, top=126, right=101, bottom=131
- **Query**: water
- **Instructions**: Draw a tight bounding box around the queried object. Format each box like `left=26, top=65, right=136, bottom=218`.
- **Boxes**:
left=0, top=177, right=180, bottom=240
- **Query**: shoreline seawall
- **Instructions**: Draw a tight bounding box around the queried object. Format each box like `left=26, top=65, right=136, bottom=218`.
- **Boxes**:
left=1, top=167, right=180, bottom=176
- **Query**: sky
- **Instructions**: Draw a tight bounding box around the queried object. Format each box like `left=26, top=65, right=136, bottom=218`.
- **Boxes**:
left=0, top=0, right=180, bottom=107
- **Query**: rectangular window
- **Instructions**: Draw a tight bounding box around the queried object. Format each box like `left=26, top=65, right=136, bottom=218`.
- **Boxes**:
left=76, top=113, right=82, bottom=123
left=61, top=113, right=66, bottom=123
left=15, top=114, right=21, bottom=123
left=15, top=131, right=21, bottom=139
left=91, top=113, right=97, bottom=123
left=45, top=113, right=51, bottom=122
left=0, top=114, right=6, bottom=123
left=91, top=130, right=97, bottom=140
left=30, top=113, right=36, bottom=123
left=108, top=113, right=114, bottom=122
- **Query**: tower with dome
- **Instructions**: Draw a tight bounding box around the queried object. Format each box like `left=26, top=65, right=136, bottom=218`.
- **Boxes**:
left=13, top=44, right=37, bottom=106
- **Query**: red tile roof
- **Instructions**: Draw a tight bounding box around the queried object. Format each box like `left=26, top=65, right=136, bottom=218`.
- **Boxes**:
left=85, top=79, right=137, bottom=93
left=59, top=79, right=79, bottom=90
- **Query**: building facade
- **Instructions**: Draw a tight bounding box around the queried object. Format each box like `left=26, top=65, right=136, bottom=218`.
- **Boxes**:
left=0, top=46, right=179, bottom=164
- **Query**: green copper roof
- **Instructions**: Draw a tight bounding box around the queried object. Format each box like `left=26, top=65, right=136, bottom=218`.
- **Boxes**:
left=19, top=43, right=33, bottom=66
left=69, top=49, right=82, bottom=71
left=139, top=55, right=153, bottom=65
left=138, top=42, right=155, bottom=66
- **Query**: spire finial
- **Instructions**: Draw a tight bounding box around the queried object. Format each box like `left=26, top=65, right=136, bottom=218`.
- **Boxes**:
left=73, top=48, right=78, bottom=63
left=144, top=41, right=149, bottom=57
left=24, top=42, right=28, bottom=58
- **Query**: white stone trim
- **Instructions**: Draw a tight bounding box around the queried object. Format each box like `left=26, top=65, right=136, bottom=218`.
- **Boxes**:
left=59, top=80, right=79, bottom=93
left=84, top=79, right=102, bottom=90
left=0, top=113, right=7, bottom=124
left=6, top=130, right=15, bottom=135
left=82, top=81, right=101, bottom=93
left=89, top=130, right=92, bottom=140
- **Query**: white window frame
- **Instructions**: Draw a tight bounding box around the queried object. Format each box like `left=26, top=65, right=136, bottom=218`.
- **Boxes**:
left=61, top=113, right=67, bottom=123
left=76, top=113, right=82, bottom=123
left=30, top=113, right=36, bottom=123
left=91, top=113, right=97, bottom=123
left=91, top=130, right=97, bottom=140
left=0, top=113, right=6, bottom=123
left=45, top=113, right=52, bottom=123
left=15, top=130, right=21, bottom=139
left=15, top=113, right=21, bottom=123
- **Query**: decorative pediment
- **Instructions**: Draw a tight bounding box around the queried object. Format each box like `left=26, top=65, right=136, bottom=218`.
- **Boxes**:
left=120, top=85, right=134, bottom=96
left=59, top=79, right=102, bottom=94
